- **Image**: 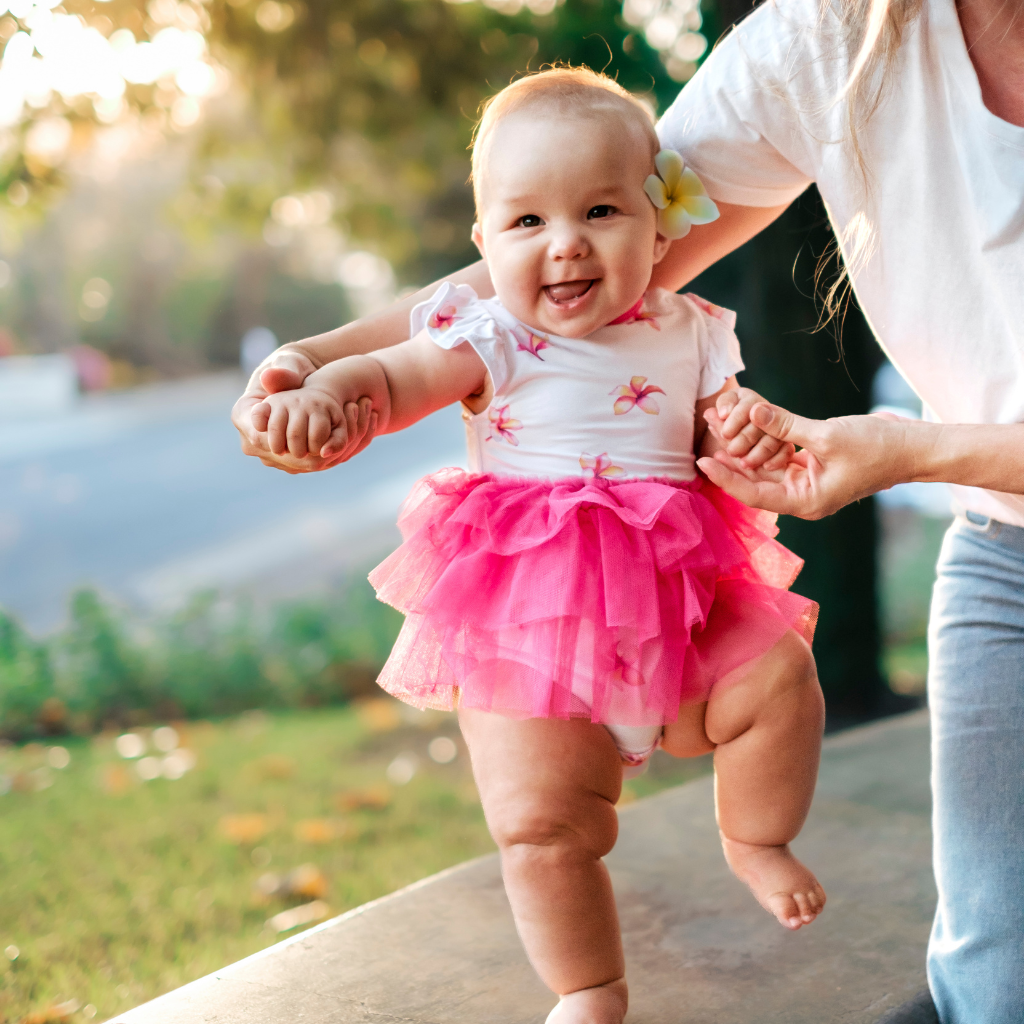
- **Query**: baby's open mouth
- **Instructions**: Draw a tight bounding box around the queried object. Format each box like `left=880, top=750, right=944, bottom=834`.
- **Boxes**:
left=544, top=280, right=593, bottom=304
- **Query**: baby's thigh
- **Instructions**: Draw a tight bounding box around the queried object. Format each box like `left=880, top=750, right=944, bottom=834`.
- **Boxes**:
left=458, top=709, right=622, bottom=852
left=661, top=702, right=714, bottom=758
left=704, top=628, right=821, bottom=743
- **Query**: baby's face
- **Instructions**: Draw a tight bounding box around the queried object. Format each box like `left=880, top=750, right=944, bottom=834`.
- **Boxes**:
left=473, top=113, right=669, bottom=337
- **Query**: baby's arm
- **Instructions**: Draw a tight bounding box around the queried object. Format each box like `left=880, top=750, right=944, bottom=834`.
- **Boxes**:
left=251, top=332, right=488, bottom=462
left=699, top=384, right=795, bottom=470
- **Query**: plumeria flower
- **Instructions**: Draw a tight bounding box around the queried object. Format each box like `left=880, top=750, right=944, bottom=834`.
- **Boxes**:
left=579, top=452, right=624, bottom=478
left=487, top=405, right=522, bottom=445
left=514, top=327, right=550, bottom=360
left=428, top=303, right=461, bottom=331
left=610, top=376, right=666, bottom=416
left=643, top=150, right=720, bottom=240
left=611, top=642, right=643, bottom=687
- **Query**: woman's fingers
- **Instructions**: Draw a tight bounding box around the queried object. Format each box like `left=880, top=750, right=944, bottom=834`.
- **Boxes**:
left=259, top=351, right=318, bottom=394
left=698, top=456, right=793, bottom=511
left=349, top=410, right=379, bottom=459
left=750, top=402, right=820, bottom=449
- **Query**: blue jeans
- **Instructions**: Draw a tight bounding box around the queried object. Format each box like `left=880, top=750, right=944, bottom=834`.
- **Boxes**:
left=927, top=513, right=1024, bottom=1023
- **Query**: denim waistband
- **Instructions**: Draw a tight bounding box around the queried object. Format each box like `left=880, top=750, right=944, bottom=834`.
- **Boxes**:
left=956, top=508, right=1024, bottom=556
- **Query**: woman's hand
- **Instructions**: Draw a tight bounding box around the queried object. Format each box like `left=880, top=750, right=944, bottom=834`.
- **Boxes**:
left=697, top=402, right=915, bottom=519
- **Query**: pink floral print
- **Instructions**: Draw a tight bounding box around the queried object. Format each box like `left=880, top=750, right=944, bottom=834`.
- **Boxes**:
left=486, top=405, right=522, bottom=446
left=631, top=309, right=661, bottom=330
left=428, top=303, right=461, bottom=331
left=684, top=293, right=727, bottom=321
left=610, top=376, right=666, bottom=416
left=514, top=327, right=551, bottom=360
left=579, top=452, right=624, bottom=478
left=609, top=298, right=660, bottom=330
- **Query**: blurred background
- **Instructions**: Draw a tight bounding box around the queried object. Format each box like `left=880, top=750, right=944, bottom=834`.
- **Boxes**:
left=0, top=0, right=947, bottom=1019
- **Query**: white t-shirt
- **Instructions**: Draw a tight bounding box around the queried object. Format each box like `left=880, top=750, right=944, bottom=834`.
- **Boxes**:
left=411, top=283, right=744, bottom=481
left=658, top=0, right=1024, bottom=525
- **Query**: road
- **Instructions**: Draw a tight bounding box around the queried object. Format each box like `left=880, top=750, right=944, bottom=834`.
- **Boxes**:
left=0, top=373, right=466, bottom=633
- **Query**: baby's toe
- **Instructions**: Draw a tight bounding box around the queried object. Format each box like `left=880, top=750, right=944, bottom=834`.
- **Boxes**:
left=767, top=892, right=803, bottom=930
left=792, top=890, right=818, bottom=923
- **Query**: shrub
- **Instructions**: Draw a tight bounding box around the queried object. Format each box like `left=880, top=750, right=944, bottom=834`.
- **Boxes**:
left=0, top=579, right=403, bottom=740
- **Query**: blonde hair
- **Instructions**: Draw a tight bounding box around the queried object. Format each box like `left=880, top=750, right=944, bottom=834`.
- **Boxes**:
left=830, top=0, right=924, bottom=174
left=470, top=67, right=660, bottom=216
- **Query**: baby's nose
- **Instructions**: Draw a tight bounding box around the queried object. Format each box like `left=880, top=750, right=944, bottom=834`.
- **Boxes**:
left=548, top=226, right=590, bottom=261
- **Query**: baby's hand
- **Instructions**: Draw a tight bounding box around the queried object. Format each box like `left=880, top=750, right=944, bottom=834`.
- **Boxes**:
left=704, top=388, right=795, bottom=471
left=251, top=385, right=370, bottom=462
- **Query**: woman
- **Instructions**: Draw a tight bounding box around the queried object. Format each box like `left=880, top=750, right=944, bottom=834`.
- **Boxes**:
left=233, top=0, right=1023, bottom=1019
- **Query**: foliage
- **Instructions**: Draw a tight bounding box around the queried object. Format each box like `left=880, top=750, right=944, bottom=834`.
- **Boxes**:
left=191, top=0, right=685, bottom=282
left=0, top=581, right=404, bottom=741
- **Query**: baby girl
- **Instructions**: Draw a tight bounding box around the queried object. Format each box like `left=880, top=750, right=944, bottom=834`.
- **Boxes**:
left=250, top=68, right=826, bottom=1024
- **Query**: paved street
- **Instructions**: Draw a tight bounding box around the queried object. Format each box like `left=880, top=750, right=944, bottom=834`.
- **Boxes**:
left=0, top=373, right=465, bottom=633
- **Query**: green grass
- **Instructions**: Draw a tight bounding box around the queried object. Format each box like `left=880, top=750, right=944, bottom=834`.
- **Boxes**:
left=0, top=702, right=711, bottom=1024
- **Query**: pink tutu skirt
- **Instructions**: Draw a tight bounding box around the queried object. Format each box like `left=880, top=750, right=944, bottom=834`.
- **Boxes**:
left=369, top=469, right=817, bottom=727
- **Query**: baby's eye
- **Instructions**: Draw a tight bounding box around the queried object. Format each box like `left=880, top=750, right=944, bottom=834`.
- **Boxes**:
left=517, top=214, right=543, bottom=228
left=587, top=205, right=615, bottom=219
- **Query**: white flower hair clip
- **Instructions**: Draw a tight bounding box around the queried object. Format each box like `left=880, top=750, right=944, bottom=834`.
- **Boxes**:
left=644, top=150, right=720, bottom=239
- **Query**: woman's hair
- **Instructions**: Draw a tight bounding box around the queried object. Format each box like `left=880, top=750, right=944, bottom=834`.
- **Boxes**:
left=470, top=67, right=660, bottom=217
left=829, top=0, right=924, bottom=171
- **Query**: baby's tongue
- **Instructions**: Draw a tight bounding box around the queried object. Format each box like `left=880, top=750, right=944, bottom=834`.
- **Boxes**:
left=546, top=280, right=591, bottom=303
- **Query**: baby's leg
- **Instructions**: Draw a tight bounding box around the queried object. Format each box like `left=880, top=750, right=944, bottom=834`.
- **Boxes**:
left=705, top=630, right=827, bottom=929
left=458, top=709, right=629, bottom=1024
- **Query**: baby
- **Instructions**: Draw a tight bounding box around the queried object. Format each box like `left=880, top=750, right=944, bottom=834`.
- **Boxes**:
left=250, top=68, right=826, bottom=1024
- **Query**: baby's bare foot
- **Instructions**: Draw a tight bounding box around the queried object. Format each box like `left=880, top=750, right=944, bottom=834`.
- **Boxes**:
left=720, top=834, right=826, bottom=930
left=545, top=978, right=628, bottom=1024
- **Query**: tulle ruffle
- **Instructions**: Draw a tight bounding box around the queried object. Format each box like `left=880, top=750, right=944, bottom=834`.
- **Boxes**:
left=369, top=469, right=817, bottom=727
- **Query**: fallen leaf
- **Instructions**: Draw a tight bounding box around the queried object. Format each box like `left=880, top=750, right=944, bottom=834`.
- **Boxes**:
left=355, top=697, right=402, bottom=733
left=334, top=785, right=392, bottom=812
left=219, top=813, right=270, bottom=845
left=293, top=818, right=335, bottom=845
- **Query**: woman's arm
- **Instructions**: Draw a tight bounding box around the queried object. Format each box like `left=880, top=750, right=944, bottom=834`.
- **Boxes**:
left=650, top=200, right=792, bottom=292
left=698, top=402, right=1024, bottom=519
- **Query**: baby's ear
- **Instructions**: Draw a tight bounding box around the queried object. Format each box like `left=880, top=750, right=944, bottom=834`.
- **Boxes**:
left=471, top=223, right=486, bottom=260
left=652, top=231, right=673, bottom=264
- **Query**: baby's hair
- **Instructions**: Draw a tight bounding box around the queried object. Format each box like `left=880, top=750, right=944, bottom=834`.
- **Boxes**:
left=471, top=66, right=660, bottom=217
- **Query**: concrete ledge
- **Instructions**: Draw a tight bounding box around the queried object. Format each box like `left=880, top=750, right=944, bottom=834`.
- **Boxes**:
left=117, top=709, right=934, bottom=1024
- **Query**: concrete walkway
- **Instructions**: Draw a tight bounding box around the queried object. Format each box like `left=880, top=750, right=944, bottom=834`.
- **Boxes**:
left=116, top=710, right=935, bottom=1024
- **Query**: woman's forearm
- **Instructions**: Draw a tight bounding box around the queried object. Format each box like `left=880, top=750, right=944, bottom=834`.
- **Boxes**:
left=908, top=421, right=1024, bottom=494
left=281, top=260, right=494, bottom=370
left=650, top=200, right=792, bottom=292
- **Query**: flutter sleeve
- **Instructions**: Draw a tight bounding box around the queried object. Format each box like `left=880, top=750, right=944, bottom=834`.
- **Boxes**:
left=410, top=282, right=516, bottom=394
left=684, top=293, right=745, bottom=400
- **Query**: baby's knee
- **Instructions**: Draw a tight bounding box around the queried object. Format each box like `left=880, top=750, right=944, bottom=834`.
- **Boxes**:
left=489, top=796, right=618, bottom=861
